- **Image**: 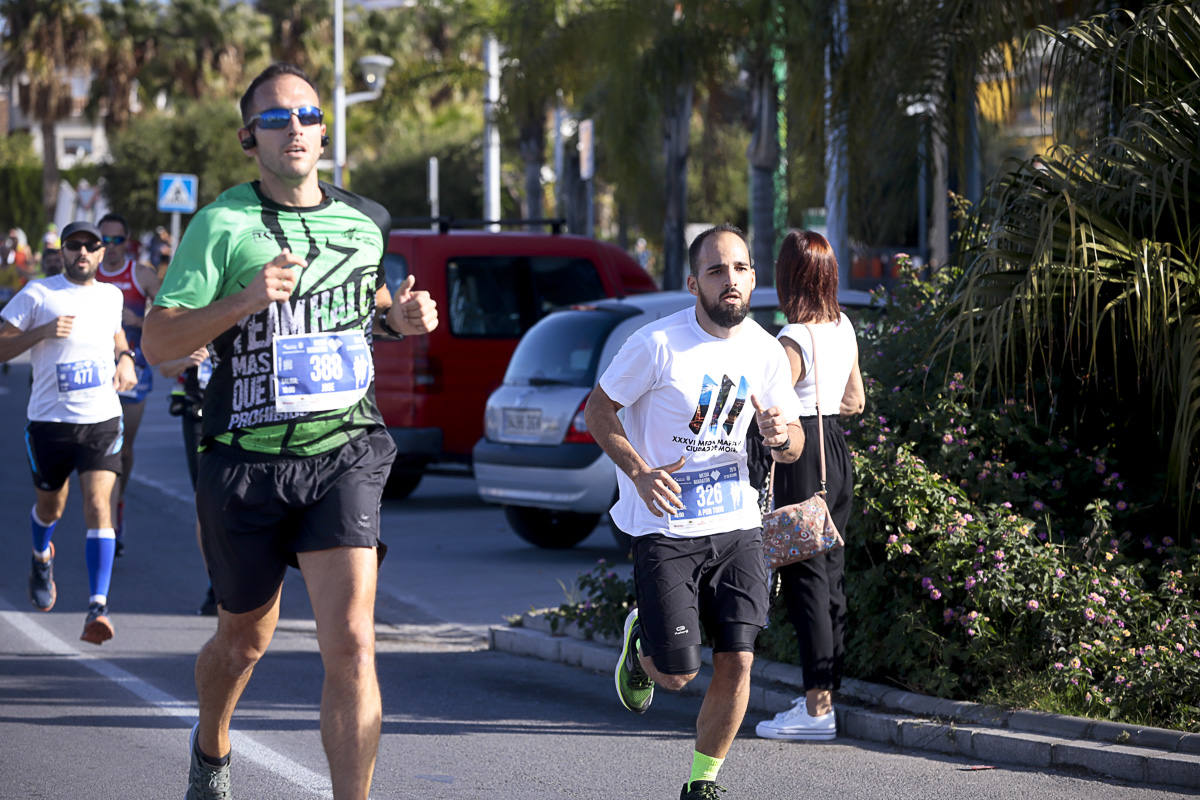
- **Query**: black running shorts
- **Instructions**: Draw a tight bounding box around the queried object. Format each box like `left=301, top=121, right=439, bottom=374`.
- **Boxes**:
left=25, top=417, right=124, bottom=491
left=632, top=527, right=769, bottom=675
left=196, top=427, right=396, bottom=614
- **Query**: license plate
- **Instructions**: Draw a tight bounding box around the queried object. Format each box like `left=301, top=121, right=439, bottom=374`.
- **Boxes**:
left=502, top=408, right=542, bottom=435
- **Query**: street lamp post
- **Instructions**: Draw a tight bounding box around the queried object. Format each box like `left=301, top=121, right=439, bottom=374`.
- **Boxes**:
left=332, top=0, right=395, bottom=188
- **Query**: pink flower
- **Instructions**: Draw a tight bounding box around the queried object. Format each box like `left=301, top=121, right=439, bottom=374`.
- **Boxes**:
left=964, top=576, right=976, bottom=590
left=1053, top=662, right=1064, bottom=670
left=948, top=496, right=958, bottom=505
left=1027, top=600, right=1039, bottom=610
left=930, top=589, right=942, bottom=600
left=887, top=534, right=899, bottom=543
left=901, top=543, right=912, bottom=554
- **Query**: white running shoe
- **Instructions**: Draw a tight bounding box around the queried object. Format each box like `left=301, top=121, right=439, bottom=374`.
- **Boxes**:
left=755, top=698, right=836, bottom=740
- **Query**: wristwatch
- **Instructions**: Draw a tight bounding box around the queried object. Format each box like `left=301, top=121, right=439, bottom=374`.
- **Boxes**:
left=769, top=436, right=790, bottom=452
left=378, top=312, right=404, bottom=339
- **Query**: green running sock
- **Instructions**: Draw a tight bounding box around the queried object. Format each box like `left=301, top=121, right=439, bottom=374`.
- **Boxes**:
left=688, top=750, right=724, bottom=789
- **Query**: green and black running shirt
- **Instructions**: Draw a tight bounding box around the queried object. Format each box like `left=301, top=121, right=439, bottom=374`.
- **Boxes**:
left=155, top=181, right=390, bottom=457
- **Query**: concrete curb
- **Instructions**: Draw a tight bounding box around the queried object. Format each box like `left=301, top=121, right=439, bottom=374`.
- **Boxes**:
left=489, top=616, right=1200, bottom=792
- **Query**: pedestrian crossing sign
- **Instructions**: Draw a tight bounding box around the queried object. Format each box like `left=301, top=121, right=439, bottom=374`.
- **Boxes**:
left=157, top=173, right=199, bottom=214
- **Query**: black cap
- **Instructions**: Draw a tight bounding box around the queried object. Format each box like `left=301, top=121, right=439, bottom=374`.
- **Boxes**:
left=61, top=221, right=102, bottom=242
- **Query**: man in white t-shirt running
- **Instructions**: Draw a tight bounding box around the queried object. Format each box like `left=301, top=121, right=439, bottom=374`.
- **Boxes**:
left=0, top=220, right=138, bottom=644
left=584, top=224, right=805, bottom=800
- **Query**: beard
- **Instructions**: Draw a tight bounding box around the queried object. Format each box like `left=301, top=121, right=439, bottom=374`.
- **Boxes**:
left=64, top=259, right=96, bottom=283
left=700, top=287, right=750, bottom=329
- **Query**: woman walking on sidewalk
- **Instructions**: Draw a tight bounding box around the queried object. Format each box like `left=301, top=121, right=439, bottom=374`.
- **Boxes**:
left=755, top=230, right=865, bottom=741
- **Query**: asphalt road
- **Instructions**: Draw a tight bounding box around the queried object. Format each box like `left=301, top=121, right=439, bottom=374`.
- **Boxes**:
left=0, top=361, right=1191, bottom=800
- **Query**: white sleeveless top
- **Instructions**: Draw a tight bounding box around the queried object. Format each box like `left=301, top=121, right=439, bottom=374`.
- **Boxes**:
left=778, top=313, right=858, bottom=416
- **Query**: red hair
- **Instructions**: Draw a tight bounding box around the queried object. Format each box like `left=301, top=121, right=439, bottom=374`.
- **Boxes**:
left=775, top=230, right=840, bottom=324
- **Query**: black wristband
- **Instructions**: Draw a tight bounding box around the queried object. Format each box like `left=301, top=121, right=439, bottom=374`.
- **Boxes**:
left=769, top=436, right=790, bottom=453
left=378, top=312, right=404, bottom=339
left=118, top=350, right=136, bottom=363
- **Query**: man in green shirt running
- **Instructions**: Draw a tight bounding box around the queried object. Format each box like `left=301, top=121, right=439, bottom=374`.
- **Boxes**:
left=143, top=63, right=437, bottom=800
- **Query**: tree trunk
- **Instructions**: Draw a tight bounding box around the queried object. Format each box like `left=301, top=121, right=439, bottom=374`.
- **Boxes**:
left=40, top=120, right=60, bottom=219
left=824, top=0, right=850, bottom=288
left=518, top=111, right=545, bottom=227
left=661, top=80, right=693, bottom=291
left=747, top=67, right=779, bottom=287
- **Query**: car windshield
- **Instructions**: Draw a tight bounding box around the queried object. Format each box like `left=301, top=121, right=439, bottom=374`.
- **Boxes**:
left=505, top=308, right=630, bottom=387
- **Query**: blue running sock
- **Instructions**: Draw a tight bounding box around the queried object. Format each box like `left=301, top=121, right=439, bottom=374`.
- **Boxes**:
left=85, top=528, right=116, bottom=604
left=31, top=506, right=56, bottom=556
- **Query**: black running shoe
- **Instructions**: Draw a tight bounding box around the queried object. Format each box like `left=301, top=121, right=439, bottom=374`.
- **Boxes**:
left=29, top=543, right=56, bottom=611
left=680, top=781, right=726, bottom=800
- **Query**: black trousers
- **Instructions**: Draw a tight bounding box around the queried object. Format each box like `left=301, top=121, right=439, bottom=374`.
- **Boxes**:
left=772, top=415, right=854, bottom=692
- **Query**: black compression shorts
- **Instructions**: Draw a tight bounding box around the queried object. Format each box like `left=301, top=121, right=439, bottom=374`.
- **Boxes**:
left=632, top=527, right=769, bottom=675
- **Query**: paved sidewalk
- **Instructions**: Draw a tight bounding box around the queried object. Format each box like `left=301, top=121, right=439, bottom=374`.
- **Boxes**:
left=491, top=613, right=1200, bottom=793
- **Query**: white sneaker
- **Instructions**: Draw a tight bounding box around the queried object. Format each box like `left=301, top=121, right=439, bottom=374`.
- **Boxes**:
left=755, top=699, right=836, bottom=741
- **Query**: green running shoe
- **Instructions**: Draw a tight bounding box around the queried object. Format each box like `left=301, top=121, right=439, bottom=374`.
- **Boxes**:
left=614, top=607, right=653, bottom=714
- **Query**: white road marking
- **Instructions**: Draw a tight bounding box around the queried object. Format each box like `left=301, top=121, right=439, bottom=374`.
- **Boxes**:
left=0, top=599, right=334, bottom=798
left=130, top=471, right=194, bottom=504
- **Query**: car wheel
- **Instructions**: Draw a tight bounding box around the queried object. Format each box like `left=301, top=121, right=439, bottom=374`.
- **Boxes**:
left=503, top=505, right=600, bottom=549
left=383, top=464, right=424, bottom=499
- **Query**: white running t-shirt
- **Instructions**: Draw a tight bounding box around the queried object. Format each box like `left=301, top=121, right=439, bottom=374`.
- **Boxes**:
left=600, top=306, right=803, bottom=538
left=2, top=274, right=124, bottom=423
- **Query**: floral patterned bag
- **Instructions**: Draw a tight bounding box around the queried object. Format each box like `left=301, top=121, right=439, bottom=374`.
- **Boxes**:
left=761, top=324, right=844, bottom=568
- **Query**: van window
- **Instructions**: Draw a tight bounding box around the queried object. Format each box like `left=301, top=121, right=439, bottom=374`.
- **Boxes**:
left=382, top=252, right=409, bottom=295
left=447, top=256, right=607, bottom=338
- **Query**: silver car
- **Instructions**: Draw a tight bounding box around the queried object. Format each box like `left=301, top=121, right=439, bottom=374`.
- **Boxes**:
left=472, top=288, right=876, bottom=548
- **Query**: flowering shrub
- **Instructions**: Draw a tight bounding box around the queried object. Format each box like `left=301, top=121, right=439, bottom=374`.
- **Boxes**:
left=544, top=559, right=634, bottom=641
left=835, top=255, right=1200, bottom=729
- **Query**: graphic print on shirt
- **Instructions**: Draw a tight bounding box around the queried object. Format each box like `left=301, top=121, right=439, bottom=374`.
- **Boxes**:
left=677, top=373, right=750, bottom=453
left=221, top=236, right=378, bottom=431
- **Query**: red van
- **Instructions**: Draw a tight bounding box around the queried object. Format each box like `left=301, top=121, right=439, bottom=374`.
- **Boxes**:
left=372, top=225, right=657, bottom=497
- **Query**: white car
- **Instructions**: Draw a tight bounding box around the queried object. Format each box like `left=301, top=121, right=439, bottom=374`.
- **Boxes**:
left=472, top=288, right=877, bottom=548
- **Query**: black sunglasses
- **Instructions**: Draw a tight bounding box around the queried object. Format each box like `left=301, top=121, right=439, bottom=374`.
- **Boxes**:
left=63, top=239, right=104, bottom=253
left=246, top=105, right=323, bottom=130
left=101, top=235, right=127, bottom=245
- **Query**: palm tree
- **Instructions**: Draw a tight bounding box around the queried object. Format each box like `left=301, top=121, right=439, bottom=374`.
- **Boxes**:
left=557, top=1, right=740, bottom=288
left=145, top=0, right=269, bottom=102
left=92, top=0, right=160, bottom=131
left=937, top=2, right=1200, bottom=536
left=0, top=0, right=99, bottom=216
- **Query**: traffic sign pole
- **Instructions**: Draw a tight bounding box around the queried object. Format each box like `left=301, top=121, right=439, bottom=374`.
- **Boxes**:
left=170, top=212, right=181, bottom=259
